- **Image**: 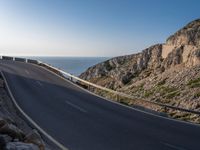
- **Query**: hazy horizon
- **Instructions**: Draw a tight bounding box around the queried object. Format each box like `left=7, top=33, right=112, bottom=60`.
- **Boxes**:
left=0, top=0, right=199, bottom=57
left=19, top=55, right=111, bottom=58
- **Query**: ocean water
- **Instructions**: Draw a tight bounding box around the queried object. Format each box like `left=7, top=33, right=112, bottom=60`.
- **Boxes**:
left=27, top=57, right=109, bottom=76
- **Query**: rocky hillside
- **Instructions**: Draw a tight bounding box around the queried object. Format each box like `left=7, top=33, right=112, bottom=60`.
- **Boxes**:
left=80, top=19, right=200, bottom=123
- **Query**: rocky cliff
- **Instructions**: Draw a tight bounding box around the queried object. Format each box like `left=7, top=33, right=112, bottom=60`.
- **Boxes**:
left=80, top=19, right=200, bottom=123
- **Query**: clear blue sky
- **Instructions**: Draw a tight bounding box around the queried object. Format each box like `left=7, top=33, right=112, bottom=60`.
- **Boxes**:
left=0, top=0, right=199, bottom=57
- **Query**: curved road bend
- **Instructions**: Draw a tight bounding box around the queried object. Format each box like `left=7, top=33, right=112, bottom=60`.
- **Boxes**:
left=0, top=59, right=200, bottom=150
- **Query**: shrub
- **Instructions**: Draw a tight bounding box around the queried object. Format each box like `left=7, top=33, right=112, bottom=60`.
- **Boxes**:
left=194, top=92, right=200, bottom=98
left=144, top=91, right=154, bottom=97
left=187, top=77, right=200, bottom=88
left=164, top=91, right=180, bottom=99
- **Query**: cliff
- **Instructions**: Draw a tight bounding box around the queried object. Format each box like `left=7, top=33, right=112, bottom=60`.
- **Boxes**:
left=80, top=19, right=200, bottom=123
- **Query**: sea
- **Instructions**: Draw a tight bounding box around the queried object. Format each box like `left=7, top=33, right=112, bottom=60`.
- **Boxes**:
left=26, top=57, right=109, bottom=76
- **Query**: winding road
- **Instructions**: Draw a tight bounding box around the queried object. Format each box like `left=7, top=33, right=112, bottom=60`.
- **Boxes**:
left=0, top=59, right=200, bottom=150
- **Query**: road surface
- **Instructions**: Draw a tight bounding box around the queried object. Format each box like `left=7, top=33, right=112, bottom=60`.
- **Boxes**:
left=0, top=59, right=200, bottom=150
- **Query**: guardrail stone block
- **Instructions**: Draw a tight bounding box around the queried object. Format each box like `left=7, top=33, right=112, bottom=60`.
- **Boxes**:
left=2, top=56, right=13, bottom=60
left=14, top=57, right=26, bottom=62
left=27, top=59, right=39, bottom=64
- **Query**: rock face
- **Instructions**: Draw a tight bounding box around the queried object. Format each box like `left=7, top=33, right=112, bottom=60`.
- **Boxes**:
left=80, top=44, right=164, bottom=88
left=80, top=19, right=200, bottom=87
left=166, top=19, right=200, bottom=46
left=80, top=19, right=200, bottom=123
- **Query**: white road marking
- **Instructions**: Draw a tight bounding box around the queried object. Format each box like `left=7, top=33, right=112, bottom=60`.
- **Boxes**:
left=1, top=71, right=69, bottom=150
left=25, top=70, right=29, bottom=74
left=161, top=142, right=187, bottom=150
left=65, top=101, right=87, bottom=113
left=36, top=81, right=43, bottom=87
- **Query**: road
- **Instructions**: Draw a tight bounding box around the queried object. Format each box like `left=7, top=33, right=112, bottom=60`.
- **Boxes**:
left=0, top=59, right=200, bottom=150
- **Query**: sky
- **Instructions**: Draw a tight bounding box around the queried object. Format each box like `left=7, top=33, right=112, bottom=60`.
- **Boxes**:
left=0, top=0, right=199, bottom=57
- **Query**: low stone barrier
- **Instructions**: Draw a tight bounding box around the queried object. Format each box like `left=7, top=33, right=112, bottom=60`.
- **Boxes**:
left=14, top=57, right=26, bottom=62
left=27, top=59, right=39, bottom=64
left=2, top=56, right=13, bottom=60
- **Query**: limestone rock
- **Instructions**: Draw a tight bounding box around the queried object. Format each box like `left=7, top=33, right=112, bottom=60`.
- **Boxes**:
left=5, top=142, right=39, bottom=150
left=24, top=129, right=45, bottom=150
left=80, top=19, right=200, bottom=88
left=79, top=19, right=200, bottom=123
left=166, top=19, right=200, bottom=46
left=0, top=123, right=24, bottom=140
left=0, top=134, right=12, bottom=149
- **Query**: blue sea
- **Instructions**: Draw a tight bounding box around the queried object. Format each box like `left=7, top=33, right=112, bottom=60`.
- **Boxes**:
left=26, top=57, right=109, bottom=76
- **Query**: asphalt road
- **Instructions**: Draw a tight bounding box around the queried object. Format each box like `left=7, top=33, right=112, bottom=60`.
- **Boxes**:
left=0, top=59, right=200, bottom=150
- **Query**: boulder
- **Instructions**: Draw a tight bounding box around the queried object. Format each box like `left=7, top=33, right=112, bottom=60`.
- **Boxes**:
left=5, top=142, right=39, bottom=150
left=0, top=134, right=12, bottom=149
left=0, top=123, right=24, bottom=140
left=24, top=129, right=45, bottom=150
left=0, top=119, right=7, bottom=128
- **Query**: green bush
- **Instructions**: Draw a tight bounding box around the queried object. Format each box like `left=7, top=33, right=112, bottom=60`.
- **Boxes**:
left=188, top=83, right=200, bottom=88
left=134, top=83, right=145, bottom=92
left=187, top=77, right=200, bottom=88
left=194, top=92, right=200, bottom=98
left=144, top=91, right=154, bottom=97
left=164, top=91, right=180, bottom=99
left=155, top=86, right=176, bottom=94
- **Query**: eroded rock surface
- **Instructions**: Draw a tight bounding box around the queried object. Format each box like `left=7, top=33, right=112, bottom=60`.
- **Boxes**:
left=80, top=19, right=200, bottom=123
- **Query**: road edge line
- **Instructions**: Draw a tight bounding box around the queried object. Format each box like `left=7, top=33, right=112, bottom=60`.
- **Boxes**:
left=0, top=71, right=69, bottom=150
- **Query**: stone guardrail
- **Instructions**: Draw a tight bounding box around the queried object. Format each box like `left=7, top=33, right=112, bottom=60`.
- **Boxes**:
left=2, top=56, right=14, bottom=60
left=1, top=56, right=200, bottom=116
left=14, top=57, right=26, bottom=62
